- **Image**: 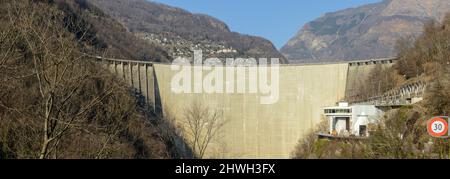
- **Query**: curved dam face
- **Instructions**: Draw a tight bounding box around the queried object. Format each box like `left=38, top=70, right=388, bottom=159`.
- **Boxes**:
left=102, top=58, right=394, bottom=158
left=154, top=63, right=348, bottom=158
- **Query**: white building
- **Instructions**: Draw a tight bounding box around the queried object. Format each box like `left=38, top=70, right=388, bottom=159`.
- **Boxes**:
left=323, top=101, right=381, bottom=137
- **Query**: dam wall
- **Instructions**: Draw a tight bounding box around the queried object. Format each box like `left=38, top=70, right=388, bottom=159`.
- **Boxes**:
left=99, top=57, right=395, bottom=159
left=345, top=59, right=395, bottom=99
left=153, top=63, right=348, bottom=158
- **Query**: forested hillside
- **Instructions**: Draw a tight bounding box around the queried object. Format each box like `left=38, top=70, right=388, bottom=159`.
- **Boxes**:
left=54, top=0, right=171, bottom=62
left=0, top=0, right=181, bottom=159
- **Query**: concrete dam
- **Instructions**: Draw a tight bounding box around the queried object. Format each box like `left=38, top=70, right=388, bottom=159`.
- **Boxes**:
left=95, top=56, right=395, bottom=158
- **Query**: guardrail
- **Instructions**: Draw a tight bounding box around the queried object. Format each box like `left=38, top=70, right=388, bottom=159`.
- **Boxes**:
left=352, top=80, right=427, bottom=106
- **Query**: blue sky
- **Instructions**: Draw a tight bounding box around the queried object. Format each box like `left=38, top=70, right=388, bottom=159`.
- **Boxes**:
left=151, top=0, right=381, bottom=49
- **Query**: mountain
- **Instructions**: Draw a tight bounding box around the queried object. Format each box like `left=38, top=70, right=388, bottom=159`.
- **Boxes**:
left=54, top=0, right=171, bottom=62
left=87, top=0, right=287, bottom=63
left=281, top=0, right=450, bottom=63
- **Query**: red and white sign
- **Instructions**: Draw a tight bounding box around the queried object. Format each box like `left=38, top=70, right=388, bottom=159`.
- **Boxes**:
left=427, top=117, right=449, bottom=138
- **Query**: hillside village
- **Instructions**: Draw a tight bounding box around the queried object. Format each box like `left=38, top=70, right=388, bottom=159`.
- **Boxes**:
left=135, top=32, right=237, bottom=59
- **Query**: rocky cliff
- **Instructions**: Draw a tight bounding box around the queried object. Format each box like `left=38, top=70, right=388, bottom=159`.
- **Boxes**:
left=281, top=0, right=450, bottom=63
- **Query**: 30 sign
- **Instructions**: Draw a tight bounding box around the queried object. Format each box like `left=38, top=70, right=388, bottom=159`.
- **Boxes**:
left=427, top=117, right=449, bottom=138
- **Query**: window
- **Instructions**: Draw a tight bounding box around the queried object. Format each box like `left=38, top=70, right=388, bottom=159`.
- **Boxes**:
left=325, top=108, right=351, bottom=114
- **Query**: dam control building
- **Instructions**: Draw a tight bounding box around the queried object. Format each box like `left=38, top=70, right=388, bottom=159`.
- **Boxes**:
left=323, top=101, right=381, bottom=137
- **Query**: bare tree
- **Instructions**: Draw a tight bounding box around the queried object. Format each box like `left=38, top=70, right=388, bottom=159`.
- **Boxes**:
left=0, top=0, right=173, bottom=159
left=10, top=1, right=113, bottom=159
left=182, top=101, right=226, bottom=159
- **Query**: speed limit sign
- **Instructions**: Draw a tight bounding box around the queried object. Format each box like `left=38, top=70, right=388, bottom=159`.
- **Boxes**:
left=427, top=117, right=449, bottom=138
